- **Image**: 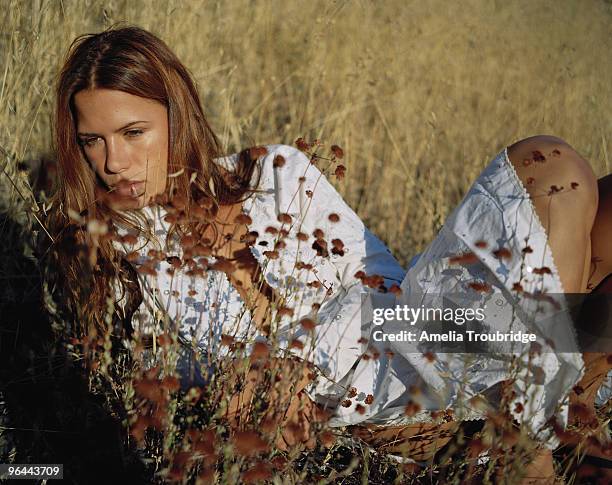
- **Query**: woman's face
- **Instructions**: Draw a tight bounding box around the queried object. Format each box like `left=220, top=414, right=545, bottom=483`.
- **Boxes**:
left=74, top=88, right=169, bottom=209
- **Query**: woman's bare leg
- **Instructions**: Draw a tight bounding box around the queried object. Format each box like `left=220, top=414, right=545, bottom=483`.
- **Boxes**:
left=506, top=134, right=600, bottom=294
left=507, top=135, right=611, bottom=479
left=570, top=174, right=612, bottom=415
left=588, top=174, right=612, bottom=291
left=355, top=137, right=608, bottom=473
left=225, top=357, right=318, bottom=451
left=507, top=137, right=612, bottom=402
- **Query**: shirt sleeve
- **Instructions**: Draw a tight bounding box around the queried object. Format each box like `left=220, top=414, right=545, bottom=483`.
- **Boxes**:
left=250, top=144, right=407, bottom=401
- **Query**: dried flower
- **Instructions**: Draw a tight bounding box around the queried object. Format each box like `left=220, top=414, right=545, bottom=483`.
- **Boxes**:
left=193, top=244, right=212, bottom=257
left=469, top=281, right=491, bottom=293
left=157, top=333, right=172, bottom=347
left=319, top=430, right=336, bottom=448
left=404, top=400, right=421, bottom=416
left=249, top=146, right=268, bottom=160
left=277, top=306, right=294, bottom=317
left=449, top=251, right=478, bottom=265
left=221, top=334, right=235, bottom=346
left=334, top=164, right=346, bottom=180
left=230, top=431, right=268, bottom=456
left=171, top=194, right=187, bottom=210
left=180, top=235, right=196, bottom=248
left=251, top=342, right=270, bottom=360
left=492, top=247, right=512, bottom=261
left=532, top=266, right=552, bottom=275
left=273, top=154, right=286, bottom=168
left=211, top=258, right=235, bottom=274
left=295, top=137, right=310, bottom=152
left=234, top=213, right=252, bottom=225
left=312, top=239, right=329, bottom=257
left=300, top=317, right=316, bottom=331
left=331, top=238, right=345, bottom=256
left=330, top=145, right=344, bottom=159
left=532, top=150, right=546, bottom=162
left=277, top=213, right=292, bottom=224
left=242, top=462, right=272, bottom=483
left=121, top=234, right=139, bottom=245
left=290, top=339, right=304, bottom=350
left=161, top=376, right=180, bottom=392
left=423, top=351, right=436, bottom=362
left=138, top=265, right=157, bottom=276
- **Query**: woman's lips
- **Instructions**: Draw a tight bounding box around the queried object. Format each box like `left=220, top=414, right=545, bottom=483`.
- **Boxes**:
left=113, top=180, right=145, bottom=197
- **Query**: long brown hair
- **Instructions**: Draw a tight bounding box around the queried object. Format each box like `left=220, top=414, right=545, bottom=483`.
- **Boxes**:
left=43, top=25, right=263, bottom=342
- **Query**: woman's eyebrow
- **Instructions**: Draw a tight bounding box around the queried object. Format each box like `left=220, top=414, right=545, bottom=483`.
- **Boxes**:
left=77, top=120, right=149, bottom=137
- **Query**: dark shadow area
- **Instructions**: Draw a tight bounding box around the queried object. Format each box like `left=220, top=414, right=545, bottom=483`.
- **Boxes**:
left=0, top=209, right=152, bottom=484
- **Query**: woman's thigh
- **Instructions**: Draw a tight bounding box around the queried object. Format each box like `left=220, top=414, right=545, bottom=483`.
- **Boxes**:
left=506, top=135, right=599, bottom=293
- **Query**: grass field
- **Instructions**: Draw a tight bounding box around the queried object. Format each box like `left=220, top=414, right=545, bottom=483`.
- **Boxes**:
left=1, top=1, right=611, bottom=483
left=2, top=0, right=610, bottom=262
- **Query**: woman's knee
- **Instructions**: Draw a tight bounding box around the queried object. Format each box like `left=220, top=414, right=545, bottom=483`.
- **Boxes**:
left=507, top=135, right=599, bottom=292
left=507, top=135, right=599, bottom=224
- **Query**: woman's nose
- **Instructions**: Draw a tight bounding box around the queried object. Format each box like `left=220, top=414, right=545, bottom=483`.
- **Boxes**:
left=105, top=137, right=130, bottom=174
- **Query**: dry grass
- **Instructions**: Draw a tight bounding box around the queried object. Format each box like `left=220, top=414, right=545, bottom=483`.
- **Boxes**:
left=1, top=0, right=611, bottom=484
left=1, top=0, right=610, bottom=261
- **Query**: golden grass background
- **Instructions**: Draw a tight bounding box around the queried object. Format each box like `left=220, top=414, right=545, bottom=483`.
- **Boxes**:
left=1, top=0, right=610, bottom=265
left=1, top=2, right=611, bottom=482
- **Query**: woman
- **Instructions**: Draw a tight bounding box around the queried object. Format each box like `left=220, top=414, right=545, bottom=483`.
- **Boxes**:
left=42, top=25, right=611, bottom=480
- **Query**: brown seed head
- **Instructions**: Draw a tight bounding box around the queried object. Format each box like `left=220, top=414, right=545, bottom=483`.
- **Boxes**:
left=231, top=430, right=268, bottom=456
left=330, top=145, right=344, bottom=159
left=273, top=154, right=286, bottom=168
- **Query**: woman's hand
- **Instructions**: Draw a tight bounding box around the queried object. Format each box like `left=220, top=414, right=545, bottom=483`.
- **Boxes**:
left=225, top=356, right=323, bottom=452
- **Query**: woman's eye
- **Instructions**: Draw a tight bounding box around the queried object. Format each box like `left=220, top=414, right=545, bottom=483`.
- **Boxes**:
left=80, top=137, right=101, bottom=147
left=125, top=129, right=143, bottom=137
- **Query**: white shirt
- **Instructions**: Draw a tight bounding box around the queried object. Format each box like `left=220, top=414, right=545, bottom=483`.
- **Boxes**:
left=112, top=144, right=599, bottom=445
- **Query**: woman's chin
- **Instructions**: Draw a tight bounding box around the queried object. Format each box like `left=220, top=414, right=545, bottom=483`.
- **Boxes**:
left=106, top=192, right=147, bottom=211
